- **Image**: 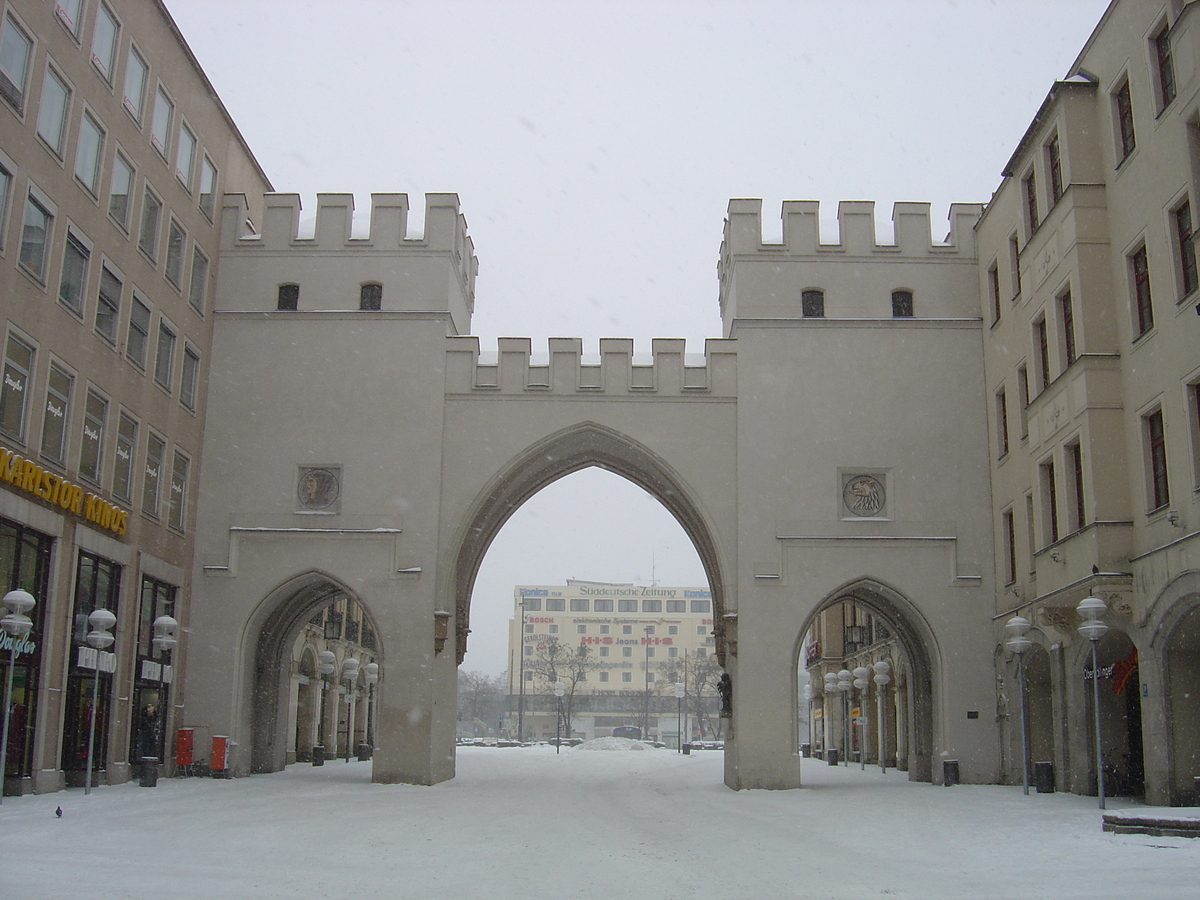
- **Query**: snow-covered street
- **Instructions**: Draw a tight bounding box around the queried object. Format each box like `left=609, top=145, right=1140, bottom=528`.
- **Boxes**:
left=2, top=745, right=1197, bottom=899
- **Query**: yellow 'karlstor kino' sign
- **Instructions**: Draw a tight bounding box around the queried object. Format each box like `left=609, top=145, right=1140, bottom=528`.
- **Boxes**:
left=0, top=445, right=127, bottom=536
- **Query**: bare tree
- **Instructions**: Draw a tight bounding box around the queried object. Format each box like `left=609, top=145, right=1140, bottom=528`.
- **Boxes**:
left=659, top=654, right=724, bottom=740
left=527, top=637, right=598, bottom=737
left=457, top=669, right=504, bottom=737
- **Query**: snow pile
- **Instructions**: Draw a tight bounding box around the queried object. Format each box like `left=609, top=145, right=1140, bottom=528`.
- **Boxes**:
left=575, top=736, right=649, bottom=751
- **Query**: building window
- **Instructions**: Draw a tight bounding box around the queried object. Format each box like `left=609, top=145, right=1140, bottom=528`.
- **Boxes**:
left=570, top=598, right=588, bottom=612
left=600, top=624, right=609, bottom=634
left=547, top=623, right=558, bottom=634
left=0, top=334, right=33, bottom=440
left=108, top=153, right=133, bottom=229
left=646, top=647, right=655, bottom=659
left=74, top=112, right=104, bottom=194
left=20, top=194, right=53, bottom=279
left=665, top=599, right=685, bottom=612
left=643, top=599, right=661, bottom=613
left=599, top=671, right=609, bottom=683
left=645, top=626, right=655, bottom=635
left=165, top=221, right=185, bottom=288
left=0, top=14, right=32, bottom=113
left=593, top=599, right=613, bottom=612
left=113, top=413, right=136, bottom=501
left=360, top=282, right=382, bottom=311
left=79, top=390, right=107, bottom=484
left=40, top=363, right=72, bottom=463
left=56, top=0, right=83, bottom=34
left=189, top=248, right=209, bottom=313
left=1175, top=200, right=1197, bottom=297
left=58, top=232, right=90, bottom=313
left=198, top=157, right=218, bottom=221
left=524, top=669, right=533, bottom=680
left=668, top=647, right=678, bottom=658
left=135, top=576, right=176, bottom=660
left=143, top=433, right=164, bottom=517
left=599, top=646, right=609, bottom=657
left=691, top=600, right=709, bottom=613
left=622, top=646, right=632, bottom=657
left=1016, top=363, right=1029, bottom=439
left=1034, top=317, right=1050, bottom=392
left=150, top=86, right=173, bottom=156
left=622, top=672, right=632, bottom=683
left=1067, top=441, right=1085, bottom=532
left=995, top=388, right=1009, bottom=459
left=1114, top=78, right=1135, bottom=161
left=1059, top=290, right=1076, bottom=367
left=90, top=4, right=119, bottom=82
left=1044, top=135, right=1063, bottom=205
left=521, top=598, right=540, bottom=611
left=154, top=320, right=175, bottom=390
left=988, top=263, right=1001, bottom=324
left=95, top=265, right=122, bottom=344
left=126, top=295, right=150, bottom=368
left=697, top=625, right=706, bottom=635
left=175, top=124, right=196, bottom=189
left=1024, top=494, right=1036, bottom=570
left=277, top=283, right=299, bottom=310
left=622, top=625, right=632, bottom=634
left=546, top=598, right=565, bottom=611
left=1023, top=172, right=1038, bottom=233
left=618, top=599, right=636, bottom=612
left=122, top=46, right=147, bottom=121
left=1154, top=27, right=1176, bottom=109
left=1002, top=508, right=1016, bottom=586
left=180, top=345, right=199, bottom=410
left=891, top=290, right=913, bottom=318
left=1009, top=234, right=1022, bottom=298
left=577, top=624, right=586, bottom=634
left=168, top=451, right=189, bottom=531
left=1130, top=245, right=1153, bottom=337
left=36, top=66, right=70, bottom=156
left=801, top=289, right=824, bottom=318
left=139, top=189, right=161, bottom=260
left=1145, top=408, right=1169, bottom=511
left=1040, top=458, right=1059, bottom=545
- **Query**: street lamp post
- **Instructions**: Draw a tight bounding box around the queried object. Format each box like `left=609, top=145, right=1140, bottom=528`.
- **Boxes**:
left=1077, top=596, right=1109, bottom=809
left=873, top=660, right=891, bottom=774
left=1005, top=616, right=1033, bottom=795
left=83, top=608, right=117, bottom=795
left=341, top=657, right=360, bottom=762
left=0, top=590, right=35, bottom=805
left=853, top=667, right=870, bottom=771
left=518, top=599, right=528, bottom=742
left=837, top=669, right=852, bottom=766
left=315, top=649, right=335, bottom=764
left=822, top=671, right=838, bottom=763
left=553, top=681, right=565, bottom=754
left=364, top=662, right=379, bottom=750
left=643, top=625, right=653, bottom=741
left=674, top=682, right=685, bottom=752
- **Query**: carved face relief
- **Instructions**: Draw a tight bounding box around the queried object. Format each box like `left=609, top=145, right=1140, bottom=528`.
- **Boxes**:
left=297, top=467, right=340, bottom=510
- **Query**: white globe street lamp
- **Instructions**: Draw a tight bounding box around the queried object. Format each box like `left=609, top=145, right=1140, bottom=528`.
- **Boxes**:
left=1004, top=616, right=1033, bottom=795
left=0, top=590, right=35, bottom=805
left=315, top=650, right=336, bottom=764
left=341, top=657, right=360, bottom=762
left=84, top=608, right=117, bottom=796
left=1077, top=596, right=1109, bottom=809
left=364, top=661, right=380, bottom=751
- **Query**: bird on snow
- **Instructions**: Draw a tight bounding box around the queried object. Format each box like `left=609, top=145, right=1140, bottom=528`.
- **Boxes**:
left=55, top=806, right=62, bottom=817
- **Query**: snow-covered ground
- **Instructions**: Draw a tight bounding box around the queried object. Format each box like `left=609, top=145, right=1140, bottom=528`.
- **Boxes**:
left=3, top=746, right=1197, bottom=899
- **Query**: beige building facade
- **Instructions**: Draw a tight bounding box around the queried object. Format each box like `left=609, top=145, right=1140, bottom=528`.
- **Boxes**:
left=0, top=0, right=268, bottom=796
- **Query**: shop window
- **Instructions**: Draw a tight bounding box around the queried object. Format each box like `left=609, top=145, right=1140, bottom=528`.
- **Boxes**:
left=0, top=14, right=32, bottom=114
left=39, top=363, right=72, bottom=463
left=78, top=390, right=107, bottom=484
left=1, top=334, right=34, bottom=441
left=801, top=289, right=824, bottom=318
left=112, top=413, right=137, bottom=502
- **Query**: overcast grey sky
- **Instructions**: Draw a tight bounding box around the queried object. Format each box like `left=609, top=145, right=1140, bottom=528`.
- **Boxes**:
left=167, top=0, right=1111, bottom=675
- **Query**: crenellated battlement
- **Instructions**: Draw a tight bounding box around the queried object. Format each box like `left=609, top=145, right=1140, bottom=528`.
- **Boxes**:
left=214, top=192, right=478, bottom=333
left=445, top=336, right=737, bottom=396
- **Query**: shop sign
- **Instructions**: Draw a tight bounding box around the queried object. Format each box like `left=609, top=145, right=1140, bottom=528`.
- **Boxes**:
left=0, top=632, right=36, bottom=658
left=76, top=646, right=118, bottom=673
left=0, top=444, right=127, bottom=536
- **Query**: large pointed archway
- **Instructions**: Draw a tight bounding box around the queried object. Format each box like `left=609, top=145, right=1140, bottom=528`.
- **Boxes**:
left=448, top=422, right=731, bottom=667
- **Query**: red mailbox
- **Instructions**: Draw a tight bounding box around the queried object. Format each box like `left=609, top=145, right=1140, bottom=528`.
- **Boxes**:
left=211, top=735, right=229, bottom=776
left=175, top=728, right=194, bottom=767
